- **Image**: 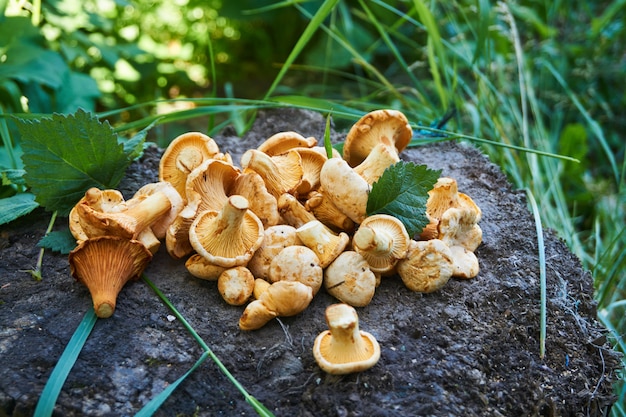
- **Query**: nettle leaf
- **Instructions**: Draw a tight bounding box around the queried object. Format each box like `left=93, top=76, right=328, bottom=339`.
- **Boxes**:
left=0, top=193, right=39, bottom=225
left=38, top=229, right=77, bottom=254
left=366, top=161, right=441, bottom=237
left=16, top=109, right=131, bottom=215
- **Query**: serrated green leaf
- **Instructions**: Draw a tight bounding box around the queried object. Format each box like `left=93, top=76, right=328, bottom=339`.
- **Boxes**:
left=37, top=229, right=77, bottom=254
left=0, top=193, right=39, bottom=225
left=15, top=109, right=131, bottom=215
left=366, top=161, right=441, bottom=237
left=120, top=119, right=156, bottom=161
left=1, top=169, right=26, bottom=186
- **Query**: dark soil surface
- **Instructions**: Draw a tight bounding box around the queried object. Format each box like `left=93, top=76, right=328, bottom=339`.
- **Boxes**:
left=0, top=109, right=621, bottom=417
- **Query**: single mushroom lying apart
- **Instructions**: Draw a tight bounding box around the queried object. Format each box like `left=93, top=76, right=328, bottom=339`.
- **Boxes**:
left=68, top=236, right=153, bottom=318
left=313, top=303, right=381, bottom=375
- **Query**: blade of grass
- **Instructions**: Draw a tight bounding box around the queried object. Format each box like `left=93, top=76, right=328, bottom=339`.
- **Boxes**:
left=134, top=351, right=211, bottom=417
left=264, top=0, right=341, bottom=100
left=411, top=0, right=449, bottom=109
left=526, top=188, right=547, bottom=359
left=142, top=275, right=274, bottom=417
left=33, top=307, right=98, bottom=417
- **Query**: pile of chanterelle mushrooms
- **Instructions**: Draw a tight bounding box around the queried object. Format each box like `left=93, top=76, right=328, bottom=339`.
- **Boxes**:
left=67, top=109, right=481, bottom=373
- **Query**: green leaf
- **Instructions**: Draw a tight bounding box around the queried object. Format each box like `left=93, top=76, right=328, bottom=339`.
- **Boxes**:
left=15, top=109, right=132, bottom=215
left=366, top=161, right=441, bottom=237
left=0, top=193, right=39, bottom=225
left=323, top=113, right=333, bottom=159
left=38, top=229, right=77, bottom=254
left=1, top=169, right=26, bottom=186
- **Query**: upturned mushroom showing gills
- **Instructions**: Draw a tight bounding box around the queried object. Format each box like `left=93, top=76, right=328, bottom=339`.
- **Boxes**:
left=189, top=195, right=264, bottom=268
left=352, top=214, right=410, bottom=274
left=313, top=303, right=381, bottom=375
left=68, top=236, right=153, bottom=318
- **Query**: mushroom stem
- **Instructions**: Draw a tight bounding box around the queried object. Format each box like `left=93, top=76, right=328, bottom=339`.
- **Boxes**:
left=119, top=192, right=173, bottom=236
left=353, top=226, right=392, bottom=254
left=325, top=306, right=371, bottom=362
left=313, top=303, right=381, bottom=374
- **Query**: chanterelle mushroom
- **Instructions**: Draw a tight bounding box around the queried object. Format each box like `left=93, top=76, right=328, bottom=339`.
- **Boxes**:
left=319, top=157, right=370, bottom=224
left=77, top=185, right=179, bottom=240
left=313, top=303, right=381, bottom=375
left=189, top=195, right=264, bottom=268
left=296, top=220, right=349, bottom=268
left=239, top=281, right=313, bottom=330
left=247, top=224, right=301, bottom=280
left=158, top=132, right=224, bottom=200
left=343, top=109, right=412, bottom=167
left=352, top=214, right=410, bottom=274
left=257, top=131, right=318, bottom=156
left=396, top=239, right=454, bottom=293
left=240, top=149, right=303, bottom=198
left=324, top=251, right=377, bottom=307
left=438, top=207, right=482, bottom=278
left=268, top=245, right=324, bottom=295
left=68, top=236, right=153, bottom=318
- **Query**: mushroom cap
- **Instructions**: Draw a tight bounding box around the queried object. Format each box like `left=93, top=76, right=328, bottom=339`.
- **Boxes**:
left=438, top=207, right=483, bottom=252
left=159, top=132, right=222, bottom=200
left=319, top=157, right=370, bottom=224
left=313, top=303, right=381, bottom=375
left=397, top=239, right=454, bottom=292
left=324, top=251, right=377, bottom=307
left=268, top=245, right=324, bottom=295
left=260, top=280, right=313, bottom=317
left=185, top=159, right=240, bottom=214
left=70, top=188, right=126, bottom=242
left=185, top=254, right=228, bottom=281
left=343, top=109, right=412, bottom=167
left=189, top=195, right=264, bottom=268
left=257, top=131, right=318, bottom=156
left=240, top=149, right=303, bottom=198
left=247, top=224, right=301, bottom=280
left=68, top=236, right=153, bottom=318
left=448, top=245, right=480, bottom=279
left=292, top=147, right=327, bottom=197
left=239, top=281, right=313, bottom=330
left=217, top=266, right=255, bottom=306
left=352, top=214, right=410, bottom=273
left=296, top=220, right=350, bottom=268
left=231, top=171, right=280, bottom=227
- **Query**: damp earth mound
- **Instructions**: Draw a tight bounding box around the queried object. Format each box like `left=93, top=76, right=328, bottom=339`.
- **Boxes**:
left=0, top=109, right=621, bottom=417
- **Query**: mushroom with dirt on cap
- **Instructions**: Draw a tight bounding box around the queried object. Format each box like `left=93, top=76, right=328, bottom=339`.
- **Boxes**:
left=239, top=280, right=314, bottom=330
left=313, top=303, right=381, bottom=375
left=323, top=251, right=377, bottom=307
